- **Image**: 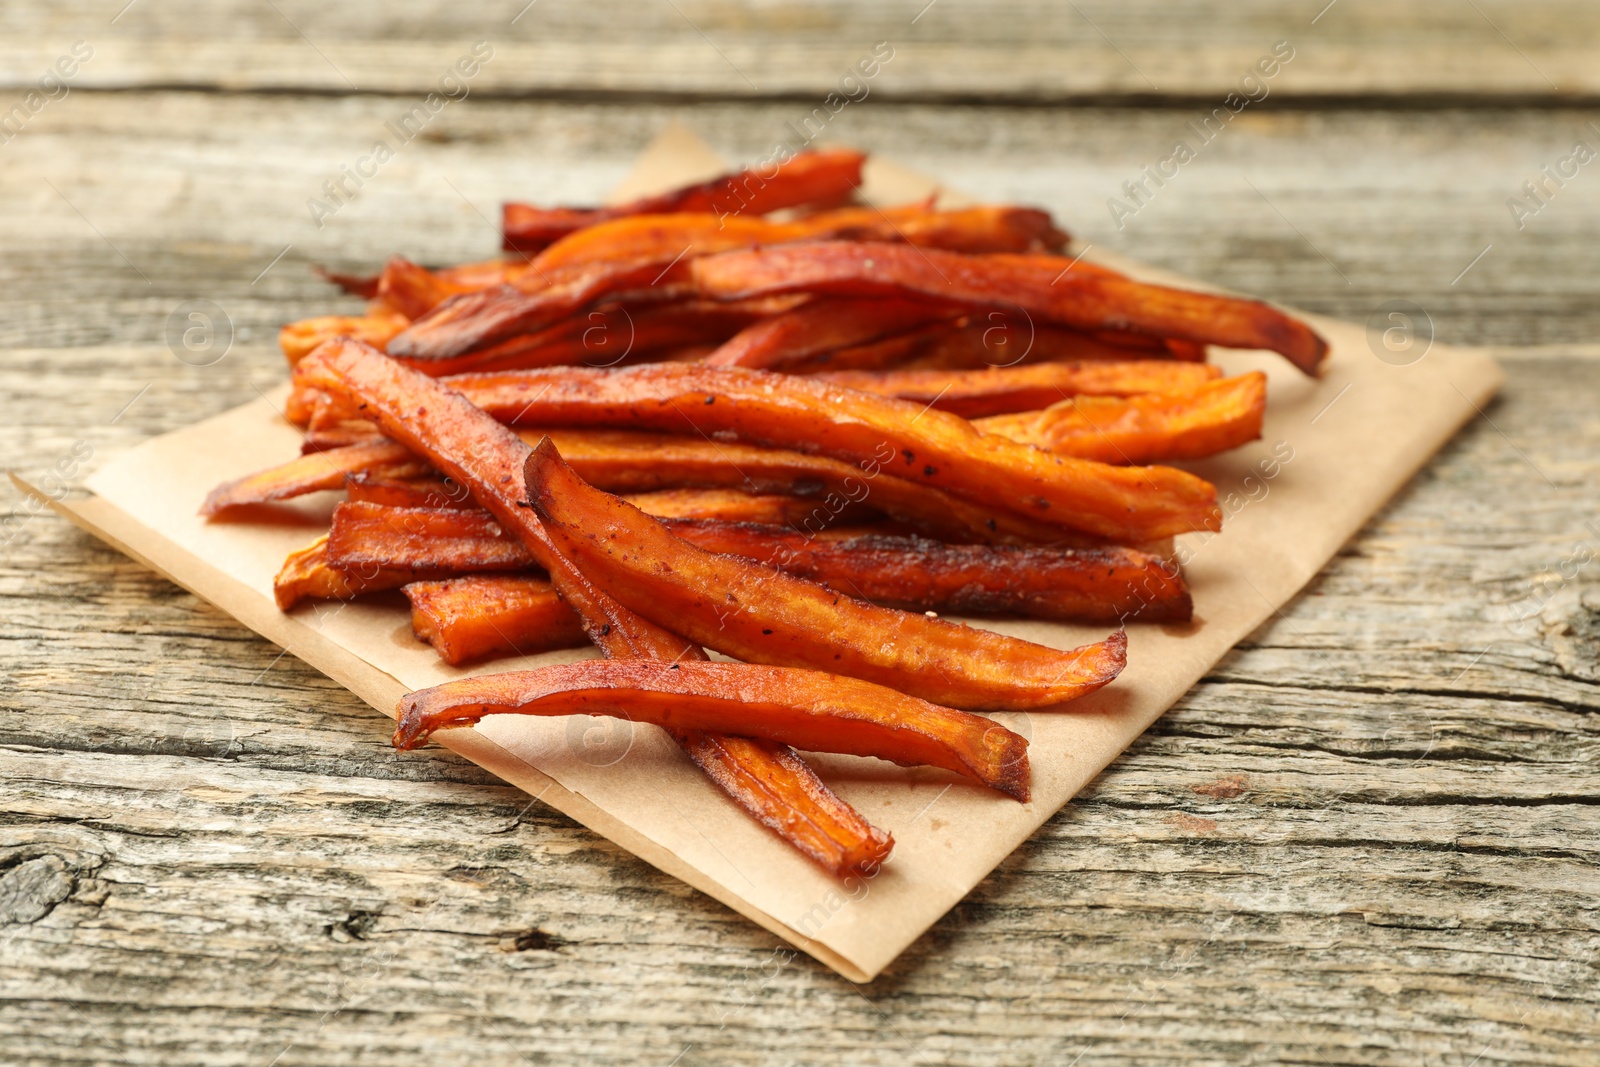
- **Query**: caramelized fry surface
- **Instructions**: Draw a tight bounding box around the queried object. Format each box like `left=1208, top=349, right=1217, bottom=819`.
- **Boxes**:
left=325, top=501, right=1190, bottom=624
left=202, top=440, right=414, bottom=516
left=501, top=147, right=867, bottom=252
left=705, top=296, right=964, bottom=370
left=692, top=242, right=1328, bottom=373
left=300, top=339, right=894, bottom=876
left=816, top=361, right=1225, bottom=417
left=395, top=660, right=1032, bottom=800
left=524, top=437, right=1127, bottom=710
left=404, top=575, right=588, bottom=664
left=453, top=364, right=1221, bottom=542
left=976, top=373, right=1268, bottom=464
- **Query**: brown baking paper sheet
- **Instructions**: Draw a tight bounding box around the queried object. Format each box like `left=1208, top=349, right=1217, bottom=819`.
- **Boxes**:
left=36, top=123, right=1503, bottom=982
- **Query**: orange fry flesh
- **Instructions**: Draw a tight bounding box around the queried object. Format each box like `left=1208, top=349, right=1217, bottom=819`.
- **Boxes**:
left=346, top=472, right=478, bottom=510
left=451, top=364, right=1221, bottom=542
left=815, top=361, right=1226, bottom=418
left=676, top=733, right=894, bottom=876
left=501, top=146, right=868, bottom=252
left=329, top=504, right=1192, bottom=625
left=279, top=310, right=410, bottom=365
left=975, top=372, right=1268, bottom=464
left=523, top=436, right=1128, bottom=711
left=212, top=420, right=1077, bottom=544
left=703, top=295, right=964, bottom=371
left=526, top=205, right=1063, bottom=280
left=298, top=339, right=893, bottom=877
left=404, top=575, right=588, bottom=664
left=201, top=440, right=415, bottom=515
left=513, top=429, right=1069, bottom=542
left=394, top=660, right=1031, bottom=801
left=394, top=206, right=1070, bottom=361
left=324, top=497, right=866, bottom=577
left=690, top=242, right=1328, bottom=374
left=807, top=318, right=1205, bottom=374
left=273, top=535, right=426, bottom=610
left=327, top=501, right=529, bottom=574
left=346, top=473, right=856, bottom=527
left=666, top=520, right=1191, bottom=624
left=386, top=298, right=778, bottom=378
left=621, top=487, right=874, bottom=526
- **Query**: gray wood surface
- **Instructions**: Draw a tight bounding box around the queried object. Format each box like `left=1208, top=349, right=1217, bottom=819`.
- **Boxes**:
left=4, top=4, right=1600, bottom=1065
left=4, top=1, right=1598, bottom=100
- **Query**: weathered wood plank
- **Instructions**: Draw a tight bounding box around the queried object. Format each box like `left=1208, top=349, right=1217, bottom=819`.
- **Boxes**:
left=3, top=94, right=1600, bottom=355
left=3, top=74, right=1599, bottom=1064
left=3, top=337, right=1597, bottom=1065
left=2, top=0, right=1597, bottom=100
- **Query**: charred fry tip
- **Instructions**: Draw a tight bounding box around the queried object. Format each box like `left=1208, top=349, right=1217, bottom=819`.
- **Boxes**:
left=1305, top=334, right=1332, bottom=376
left=392, top=698, right=475, bottom=749
left=392, top=663, right=1035, bottom=798
left=1105, top=626, right=1129, bottom=664
left=838, top=847, right=895, bottom=880
left=982, top=725, right=1032, bottom=803
left=1058, top=626, right=1128, bottom=695
left=197, top=486, right=234, bottom=517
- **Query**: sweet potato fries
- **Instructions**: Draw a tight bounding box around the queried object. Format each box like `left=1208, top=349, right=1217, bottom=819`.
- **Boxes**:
left=206, top=145, right=1325, bottom=876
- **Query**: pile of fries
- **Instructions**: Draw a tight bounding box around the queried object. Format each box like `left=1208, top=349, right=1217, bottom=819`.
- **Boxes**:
left=206, top=147, right=1326, bottom=877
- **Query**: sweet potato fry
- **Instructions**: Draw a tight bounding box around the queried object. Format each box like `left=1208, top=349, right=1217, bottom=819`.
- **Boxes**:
left=776, top=319, right=1139, bottom=374
left=665, top=521, right=1191, bottom=623
left=331, top=505, right=1192, bottom=624
left=404, top=575, right=588, bottom=663
left=404, top=211, right=931, bottom=366
left=511, top=429, right=1070, bottom=543
left=315, top=265, right=381, bottom=299
left=201, top=440, right=416, bottom=515
left=691, top=242, right=1328, bottom=374
left=300, top=418, right=389, bottom=452
left=451, top=364, right=1221, bottom=542
left=525, top=213, right=884, bottom=278
left=394, top=207, right=1073, bottom=361
left=886, top=206, right=1069, bottom=255
left=297, top=339, right=893, bottom=877
left=873, top=320, right=1208, bottom=372
left=374, top=256, right=468, bottom=320
left=523, top=437, right=1127, bottom=710
left=383, top=267, right=666, bottom=364
left=317, top=257, right=525, bottom=304
left=273, top=535, right=426, bottom=610
left=394, top=660, right=1031, bottom=800
left=620, top=488, right=876, bottom=526
left=526, top=204, right=1061, bottom=279
left=327, top=498, right=882, bottom=580
left=392, top=298, right=777, bottom=378
left=327, top=501, right=529, bottom=574
left=216, top=423, right=1076, bottom=544
left=816, top=361, right=1226, bottom=418
left=704, top=295, right=965, bottom=370
left=346, top=472, right=477, bottom=510
left=348, top=472, right=834, bottom=522
left=498, top=506, right=897, bottom=880
left=279, top=309, right=410, bottom=365
left=974, top=372, right=1268, bottom=464
left=501, top=147, right=868, bottom=252
left=676, top=731, right=895, bottom=875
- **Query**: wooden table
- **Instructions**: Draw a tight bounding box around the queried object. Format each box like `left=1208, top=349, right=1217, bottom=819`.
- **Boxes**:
left=4, top=4, right=1597, bottom=1063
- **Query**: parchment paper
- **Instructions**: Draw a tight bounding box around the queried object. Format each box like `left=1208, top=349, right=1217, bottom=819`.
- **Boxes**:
left=38, top=122, right=1503, bottom=982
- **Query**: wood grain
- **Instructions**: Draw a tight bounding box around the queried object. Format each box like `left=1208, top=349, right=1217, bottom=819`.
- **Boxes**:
left=4, top=95, right=1600, bottom=355
left=3, top=25, right=1599, bottom=1065
left=2, top=0, right=1598, bottom=100
left=5, top=342, right=1597, bottom=1064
